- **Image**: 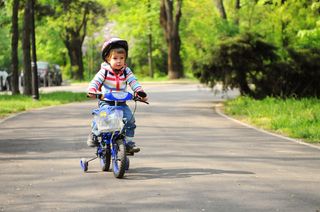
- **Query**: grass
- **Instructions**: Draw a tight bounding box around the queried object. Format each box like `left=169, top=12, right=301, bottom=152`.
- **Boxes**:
left=0, top=92, right=87, bottom=119
left=223, top=96, right=320, bottom=143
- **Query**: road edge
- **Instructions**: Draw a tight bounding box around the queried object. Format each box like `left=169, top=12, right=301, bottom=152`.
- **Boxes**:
left=0, top=100, right=92, bottom=124
left=214, top=104, right=320, bottom=151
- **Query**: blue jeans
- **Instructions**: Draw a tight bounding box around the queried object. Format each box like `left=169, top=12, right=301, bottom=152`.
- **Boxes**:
left=93, top=101, right=136, bottom=137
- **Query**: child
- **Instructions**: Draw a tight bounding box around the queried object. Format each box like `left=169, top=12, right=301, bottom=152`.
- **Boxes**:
left=87, top=38, right=148, bottom=153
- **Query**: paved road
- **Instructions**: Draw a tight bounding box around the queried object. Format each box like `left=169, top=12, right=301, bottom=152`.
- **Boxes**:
left=0, top=83, right=319, bottom=212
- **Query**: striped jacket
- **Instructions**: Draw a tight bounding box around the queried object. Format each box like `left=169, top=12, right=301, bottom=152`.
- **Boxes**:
left=88, top=62, right=143, bottom=101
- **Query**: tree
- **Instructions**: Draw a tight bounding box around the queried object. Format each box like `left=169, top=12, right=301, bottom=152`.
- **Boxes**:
left=214, top=0, right=227, bottom=19
left=22, top=0, right=32, bottom=95
left=56, top=0, right=105, bottom=80
left=160, top=0, right=183, bottom=79
left=0, top=1, right=12, bottom=71
left=107, top=0, right=164, bottom=78
left=147, top=0, right=154, bottom=78
left=234, top=0, right=240, bottom=25
left=11, top=0, right=19, bottom=95
left=32, top=2, right=65, bottom=68
left=30, top=0, right=39, bottom=100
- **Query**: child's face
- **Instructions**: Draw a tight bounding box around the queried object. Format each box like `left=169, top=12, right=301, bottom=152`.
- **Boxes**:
left=107, top=51, right=126, bottom=70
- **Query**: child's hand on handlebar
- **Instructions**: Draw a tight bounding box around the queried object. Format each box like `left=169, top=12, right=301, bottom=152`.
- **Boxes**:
left=136, top=91, right=149, bottom=102
left=87, top=92, right=103, bottom=99
left=138, top=94, right=148, bottom=102
left=140, top=96, right=148, bottom=102
left=87, top=93, right=96, bottom=99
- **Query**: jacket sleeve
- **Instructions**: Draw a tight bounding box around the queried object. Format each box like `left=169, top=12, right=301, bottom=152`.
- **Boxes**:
left=87, top=67, right=106, bottom=93
left=125, top=67, right=144, bottom=92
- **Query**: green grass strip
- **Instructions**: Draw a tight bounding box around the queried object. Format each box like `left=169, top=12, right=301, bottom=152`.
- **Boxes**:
left=0, top=92, right=87, bottom=119
left=224, top=96, right=320, bottom=143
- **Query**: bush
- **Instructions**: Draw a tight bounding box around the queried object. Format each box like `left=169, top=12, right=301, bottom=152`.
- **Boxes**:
left=197, top=33, right=320, bottom=98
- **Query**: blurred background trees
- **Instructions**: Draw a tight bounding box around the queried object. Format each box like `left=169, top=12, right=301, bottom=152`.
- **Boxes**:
left=0, top=0, right=319, bottom=98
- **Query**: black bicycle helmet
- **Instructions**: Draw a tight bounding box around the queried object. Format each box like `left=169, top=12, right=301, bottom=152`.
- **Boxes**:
left=101, top=38, right=128, bottom=61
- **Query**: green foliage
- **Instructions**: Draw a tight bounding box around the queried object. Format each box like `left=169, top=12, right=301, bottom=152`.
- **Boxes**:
left=107, top=0, right=166, bottom=76
left=239, top=0, right=320, bottom=50
left=198, top=32, right=320, bottom=98
left=242, top=46, right=320, bottom=98
left=197, top=33, right=279, bottom=98
left=285, top=47, right=320, bottom=96
left=35, top=22, right=66, bottom=65
left=0, top=91, right=87, bottom=118
left=0, top=2, right=12, bottom=70
left=0, top=0, right=319, bottom=85
left=181, top=0, right=239, bottom=74
left=284, top=1, right=320, bottom=49
left=99, top=0, right=320, bottom=93
left=224, top=96, right=320, bottom=143
left=33, top=0, right=107, bottom=80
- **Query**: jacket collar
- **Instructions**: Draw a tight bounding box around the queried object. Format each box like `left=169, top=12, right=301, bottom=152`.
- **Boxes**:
left=103, top=62, right=126, bottom=76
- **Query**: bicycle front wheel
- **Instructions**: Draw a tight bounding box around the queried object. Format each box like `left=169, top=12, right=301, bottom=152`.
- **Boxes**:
left=100, top=148, right=111, bottom=172
left=112, top=139, right=127, bottom=178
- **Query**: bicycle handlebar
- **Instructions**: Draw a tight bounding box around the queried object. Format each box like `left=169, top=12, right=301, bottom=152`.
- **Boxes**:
left=87, top=91, right=149, bottom=104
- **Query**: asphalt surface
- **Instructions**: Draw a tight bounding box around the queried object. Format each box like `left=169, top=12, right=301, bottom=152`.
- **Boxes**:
left=0, top=82, right=319, bottom=212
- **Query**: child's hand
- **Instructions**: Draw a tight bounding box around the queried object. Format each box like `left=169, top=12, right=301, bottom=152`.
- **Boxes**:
left=87, top=93, right=96, bottom=99
left=141, top=96, right=148, bottom=102
left=136, top=91, right=149, bottom=102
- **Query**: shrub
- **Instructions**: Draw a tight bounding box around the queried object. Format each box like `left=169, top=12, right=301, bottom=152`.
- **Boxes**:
left=197, top=33, right=320, bottom=98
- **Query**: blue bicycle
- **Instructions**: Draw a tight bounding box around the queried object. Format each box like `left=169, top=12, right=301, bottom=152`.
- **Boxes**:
left=80, top=91, right=148, bottom=178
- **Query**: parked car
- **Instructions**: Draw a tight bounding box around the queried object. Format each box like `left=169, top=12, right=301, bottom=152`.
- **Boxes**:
left=0, top=69, right=11, bottom=91
left=20, top=61, right=63, bottom=88
left=36, top=61, right=54, bottom=87
left=51, top=64, right=63, bottom=86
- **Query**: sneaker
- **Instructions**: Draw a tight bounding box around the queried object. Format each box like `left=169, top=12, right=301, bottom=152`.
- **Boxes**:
left=126, top=141, right=140, bottom=153
left=86, top=133, right=99, bottom=147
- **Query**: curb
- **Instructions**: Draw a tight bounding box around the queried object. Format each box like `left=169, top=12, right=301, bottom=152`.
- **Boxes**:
left=0, top=112, right=23, bottom=124
left=215, top=105, right=320, bottom=151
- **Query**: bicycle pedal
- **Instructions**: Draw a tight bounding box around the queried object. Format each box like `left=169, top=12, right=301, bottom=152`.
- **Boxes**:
left=126, top=152, right=134, bottom=156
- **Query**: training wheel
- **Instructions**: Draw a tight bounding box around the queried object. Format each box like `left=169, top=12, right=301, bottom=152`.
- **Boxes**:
left=80, top=158, right=88, bottom=172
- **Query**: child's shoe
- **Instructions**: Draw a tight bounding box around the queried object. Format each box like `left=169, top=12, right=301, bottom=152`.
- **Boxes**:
left=86, top=133, right=99, bottom=147
left=126, top=141, right=140, bottom=153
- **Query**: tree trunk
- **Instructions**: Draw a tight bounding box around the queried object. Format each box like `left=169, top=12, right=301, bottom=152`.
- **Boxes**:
left=214, top=0, right=227, bottom=20
left=160, top=0, right=183, bottom=79
left=234, top=0, right=240, bottom=25
left=147, top=0, right=154, bottom=78
left=61, top=4, right=88, bottom=81
left=30, top=0, right=39, bottom=100
left=280, top=0, right=289, bottom=49
left=237, top=68, right=253, bottom=96
left=148, top=33, right=154, bottom=78
left=64, top=36, right=84, bottom=80
left=11, top=0, right=20, bottom=95
left=22, top=0, right=32, bottom=95
left=168, top=33, right=182, bottom=79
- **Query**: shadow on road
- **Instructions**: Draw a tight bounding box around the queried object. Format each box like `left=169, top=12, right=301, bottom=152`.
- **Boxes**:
left=125, top=167, right=254, bottom=180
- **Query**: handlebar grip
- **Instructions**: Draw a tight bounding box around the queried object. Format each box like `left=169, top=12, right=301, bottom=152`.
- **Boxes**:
left=136, top=91, right=147, bottom=98
left=133, top=96, right=149, bottom=104
left=87, top=93, right=103, bottom=99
